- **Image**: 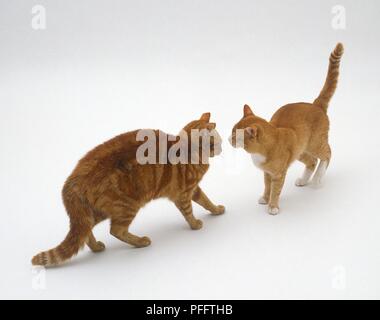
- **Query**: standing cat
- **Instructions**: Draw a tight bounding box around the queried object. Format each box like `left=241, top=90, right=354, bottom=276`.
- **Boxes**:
left=230, top=43, right=344, bottom=214
left=32, top=113, right=225, bottom=266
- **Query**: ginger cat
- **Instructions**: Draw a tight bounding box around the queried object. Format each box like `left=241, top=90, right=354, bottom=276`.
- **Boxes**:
left=32, top=113, right=225, bottom=266
left=230, top=43, right=344, bottom=215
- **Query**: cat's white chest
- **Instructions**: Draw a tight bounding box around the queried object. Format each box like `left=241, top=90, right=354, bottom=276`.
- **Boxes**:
left=251, top=153, right=266, bottom=168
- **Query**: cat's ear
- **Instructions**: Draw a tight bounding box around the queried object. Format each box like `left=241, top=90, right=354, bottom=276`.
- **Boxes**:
left=206, top=122, right=216, bottom=130
left=245, top=125, right=258, bottom=138
left=243, top=104, right=254, bottom=117
left=200, top=112, right=211, bottom=122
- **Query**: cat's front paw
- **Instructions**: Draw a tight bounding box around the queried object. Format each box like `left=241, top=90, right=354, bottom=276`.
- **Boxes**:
left=268, top=206, right=280, bottom=215
left=190, top=219, right=203, bottom=230
left=258, top=196, right=268, bottom=205
left=295, top=178, right=308, bottom=187
left=211, top=205, right=225, bottom=215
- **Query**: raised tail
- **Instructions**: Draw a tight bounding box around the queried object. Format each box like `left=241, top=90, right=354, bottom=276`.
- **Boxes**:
left=313, top=43, right=344, bottom=113
left=32, top=182, right=93, bottom=267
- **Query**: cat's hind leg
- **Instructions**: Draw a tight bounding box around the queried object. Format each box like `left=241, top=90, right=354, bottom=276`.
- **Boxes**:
left=192, top=187, right=225, bottom=215
left=296, top=153, right=318, bottom=187
left=311, top=143, right=331, bottom=186
left=111, top=215, right=151, bottom=248
left=86, top=208, right=107, bottom=252
left=106, top=201, right=151, bottom=248
left=86, top=231, right=105, bottom=252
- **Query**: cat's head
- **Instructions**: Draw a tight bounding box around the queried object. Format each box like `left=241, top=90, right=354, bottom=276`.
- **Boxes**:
left=181, top=113, right=222, bottom=159
left=229, top=105, right=274, bottom=154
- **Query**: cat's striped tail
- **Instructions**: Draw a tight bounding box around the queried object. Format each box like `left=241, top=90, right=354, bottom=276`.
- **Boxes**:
left=313, top=43, right=344, bottom=113
left=32, top=183, right=93, bottom=267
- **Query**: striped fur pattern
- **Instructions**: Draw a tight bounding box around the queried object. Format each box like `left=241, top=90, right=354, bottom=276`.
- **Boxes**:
left=314, top=43, right=344, bottom=112
left=32, top=113, right=225, bottom=267
left=230, top=44, right=344, bottom=214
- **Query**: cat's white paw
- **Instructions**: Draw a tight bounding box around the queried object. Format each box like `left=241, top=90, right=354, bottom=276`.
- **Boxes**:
left=296, top=168, right=313, bottom=187
left=295, top=178, right=308, bottom=187
left=311, top=161, right=327, bottom=188
left=268, top=206, right=279, bottom=215
left=258, top=196, right=268, bottom=205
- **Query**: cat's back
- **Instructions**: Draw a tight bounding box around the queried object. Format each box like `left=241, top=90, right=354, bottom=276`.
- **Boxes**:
left=73, top=130, right=159, bottom=178
left=270, top=103, right=327, bottom=131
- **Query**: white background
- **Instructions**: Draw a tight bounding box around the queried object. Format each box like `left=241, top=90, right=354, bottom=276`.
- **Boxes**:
left=1, top=0, right=379, bottom=299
